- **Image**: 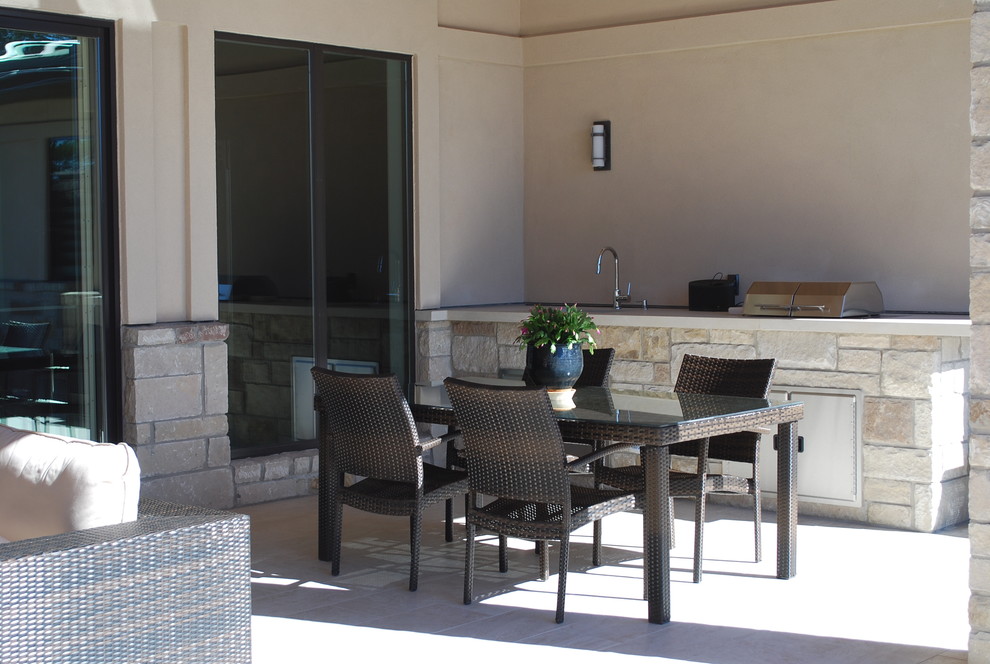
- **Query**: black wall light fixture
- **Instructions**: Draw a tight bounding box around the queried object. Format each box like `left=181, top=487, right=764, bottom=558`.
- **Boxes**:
left=592, top=120, right=610, bottom=171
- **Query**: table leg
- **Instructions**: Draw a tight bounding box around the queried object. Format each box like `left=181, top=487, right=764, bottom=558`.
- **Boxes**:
left=641, top=444, right=671, bottom=624
left=776, top=420, right=799, bottom=579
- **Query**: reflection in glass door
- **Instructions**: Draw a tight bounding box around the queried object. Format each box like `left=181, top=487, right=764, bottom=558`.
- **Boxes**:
left=216, top=36, right=412, bottom=457
left=320, top=51, right=412, bottom=398
left=0, top=14, right=117, bottom=440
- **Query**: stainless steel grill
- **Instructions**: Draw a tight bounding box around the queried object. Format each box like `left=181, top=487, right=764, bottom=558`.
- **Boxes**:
left=742, top=281, right=883, bottom=318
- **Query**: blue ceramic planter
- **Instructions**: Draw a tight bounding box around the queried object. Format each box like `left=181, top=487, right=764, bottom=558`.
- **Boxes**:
left=529, top=345, right=584, bottom=389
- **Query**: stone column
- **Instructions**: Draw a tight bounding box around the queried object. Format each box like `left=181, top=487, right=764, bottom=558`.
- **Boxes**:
left=972, top=3, right=990, bottom=660
left=122, top=322, right=235, bottom=509
left=416, top=320, right=453, bottom=384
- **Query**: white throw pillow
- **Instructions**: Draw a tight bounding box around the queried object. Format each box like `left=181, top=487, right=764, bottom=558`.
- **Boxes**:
left=0, top=425, right=140, bottom=542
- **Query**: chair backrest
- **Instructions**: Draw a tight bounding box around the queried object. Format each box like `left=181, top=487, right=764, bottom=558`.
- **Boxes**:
left=673, top=354, right=777, bottom=464
left=443, top=377, right=570, bottom=504
left=3, top=321, right=50, bottom=349
left=674, top=354, right=776, bottom=398
left=311, top=367, right=422, bottom=484
left=574, top=347, right=614, bottom=388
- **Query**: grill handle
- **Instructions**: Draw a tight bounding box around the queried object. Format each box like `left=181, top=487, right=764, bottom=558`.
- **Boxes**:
left=758, top=304, right=828, bottom=312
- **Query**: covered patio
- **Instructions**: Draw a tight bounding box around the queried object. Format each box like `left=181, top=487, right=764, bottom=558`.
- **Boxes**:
left=0, top=0, right=983, bottom=660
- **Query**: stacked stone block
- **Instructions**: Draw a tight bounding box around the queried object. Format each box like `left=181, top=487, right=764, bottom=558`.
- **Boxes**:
left=223, top=308, right=387, bottom=451
left=231, top=449, right=319, bottom=505
left=223, top=308, right=312, bottom=451
left=973, top=2, right=990, bottom=659
left=122, top=322, right=235, bottom=508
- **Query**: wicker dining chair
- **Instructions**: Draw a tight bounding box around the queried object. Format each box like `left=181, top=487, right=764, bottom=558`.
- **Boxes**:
left=562, top=347, right=616, bottom=549
left=443, top=377, right=639, bottom=623
left=311, top=367, right=469, bottom=591
left=448, top=347, right=616, bottom=475
left=574, top=347, right=615, bottom=388
left=594, top=353, right=776, bottom=583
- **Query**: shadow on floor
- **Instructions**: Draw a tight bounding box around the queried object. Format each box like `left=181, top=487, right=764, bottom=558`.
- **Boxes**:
left=245, top=496, right=968, bottom=664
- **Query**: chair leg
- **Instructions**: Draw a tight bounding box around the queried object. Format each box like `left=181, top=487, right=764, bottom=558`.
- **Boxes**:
left=445, top=498, right=454, bottom=542
left=318, top=463, right=332, bottom=562
left=556, top=535, right=569, bottom=623
left=592, top=520, right=602, bottom=567
left=753, top=486, right=762, bottom=563
left=692, top=494, right=706, bottom=583
left=669, top=497, right=676, bottom=548
left=409, top=512, right=422, bottom=591
left=464, top=522, right=476, bottom=605
left=330, top=489, right=343, bottom=577
left=499, top=535, right=509, bottom=573
left=539, top=541, right=550, bottom=581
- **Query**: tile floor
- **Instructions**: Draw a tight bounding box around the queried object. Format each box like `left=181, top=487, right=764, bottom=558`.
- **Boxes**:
left=245, top=495, right=969, bottom=663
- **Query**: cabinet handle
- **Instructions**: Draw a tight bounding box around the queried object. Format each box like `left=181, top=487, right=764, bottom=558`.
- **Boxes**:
left=772, top=434, right=805, bottom=453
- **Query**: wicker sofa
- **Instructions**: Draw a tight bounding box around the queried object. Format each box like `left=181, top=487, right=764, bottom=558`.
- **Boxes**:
left=0, top=426, right=252, bottom=663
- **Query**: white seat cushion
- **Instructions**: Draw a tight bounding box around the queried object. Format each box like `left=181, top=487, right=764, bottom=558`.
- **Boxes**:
left=0, top=425, right=140, bottom=542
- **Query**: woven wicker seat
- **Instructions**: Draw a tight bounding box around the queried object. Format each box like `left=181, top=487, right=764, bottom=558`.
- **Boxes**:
left=595, top=354, right=776, bottom=583
left=0, top=498, right=251, bottom=663
left=312, top=367, right=469, bottom=591
left=444, top=377, right=639, bottom=623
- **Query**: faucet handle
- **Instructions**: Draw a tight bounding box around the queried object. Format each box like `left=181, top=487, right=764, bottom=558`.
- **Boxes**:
left=617, top=282, right=631, bottom=301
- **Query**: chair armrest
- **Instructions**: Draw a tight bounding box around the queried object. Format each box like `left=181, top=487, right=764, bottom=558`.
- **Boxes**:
left=0, top=497, right=252, bottom=664
left=417, top=435, right=444, bottom=452
left=566, top=441, right=641, bottom=471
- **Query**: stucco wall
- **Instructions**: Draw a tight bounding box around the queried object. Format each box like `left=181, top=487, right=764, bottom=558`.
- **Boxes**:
left=0, top=0, right=527, bottom=319
left=436, top=31, right=525, bottom=306
left=0, top=0, right=971, bottom=317
left=521, top=0, right=973, bottom=313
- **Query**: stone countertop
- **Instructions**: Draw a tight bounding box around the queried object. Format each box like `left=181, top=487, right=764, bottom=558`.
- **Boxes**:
left=416, top=304, right=970, bottom=337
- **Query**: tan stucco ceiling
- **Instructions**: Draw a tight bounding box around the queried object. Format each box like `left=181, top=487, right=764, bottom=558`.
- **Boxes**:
left=439, top=0, right=832, bottom=37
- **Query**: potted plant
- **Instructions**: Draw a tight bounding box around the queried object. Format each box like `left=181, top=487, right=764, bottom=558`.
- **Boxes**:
left=515, top=303, right=599, bottom=389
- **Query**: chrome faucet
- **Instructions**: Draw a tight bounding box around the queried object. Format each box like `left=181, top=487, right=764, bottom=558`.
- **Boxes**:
left=596, top=246, right=630, bottom=309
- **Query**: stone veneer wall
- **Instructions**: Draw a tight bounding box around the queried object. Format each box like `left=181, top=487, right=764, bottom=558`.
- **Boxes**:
left=123, top=321, right=319, bottom=510
left=418, top=319, right=969, bottom=532
left=221, top=304, right=387, bottom=456
left=230, top=449, right=319, bottom=505
left=972, top=2, right=990, bottom=659
left=123, top=322, right=236, bottom=508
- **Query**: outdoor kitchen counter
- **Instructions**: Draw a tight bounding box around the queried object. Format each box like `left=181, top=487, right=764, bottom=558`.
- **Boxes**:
left=414, top=304, right=970, bottom=533
left=415, top=304, right=970, bottom=338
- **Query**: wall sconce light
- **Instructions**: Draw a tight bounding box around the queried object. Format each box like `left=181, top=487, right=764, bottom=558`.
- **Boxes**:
left=592, top=120, right=610, bottom=171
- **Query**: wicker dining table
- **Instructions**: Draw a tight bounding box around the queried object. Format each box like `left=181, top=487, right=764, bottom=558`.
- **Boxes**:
left=411, top=381, right=804, bottom=625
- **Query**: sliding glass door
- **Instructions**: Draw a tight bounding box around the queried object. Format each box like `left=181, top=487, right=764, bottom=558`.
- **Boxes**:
left=216, top=35, right=412, bottom=457
left=0, top=11, right=118, bottom=440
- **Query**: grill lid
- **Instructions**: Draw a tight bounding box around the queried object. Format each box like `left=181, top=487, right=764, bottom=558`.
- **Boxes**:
left=742, top=281, right=883, bottom=317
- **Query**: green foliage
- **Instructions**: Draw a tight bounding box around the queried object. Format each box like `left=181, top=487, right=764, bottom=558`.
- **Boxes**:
left=515, top=303, right=599, bottom=354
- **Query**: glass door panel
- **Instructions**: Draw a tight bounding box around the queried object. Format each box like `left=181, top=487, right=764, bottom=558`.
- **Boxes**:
left=0, top=19, right=115, bottom=440
left=217, top=36, right=412, bottom=457
left=216, top=39, right=313, bottom=455
left=321, top=53, right=412, bottom=391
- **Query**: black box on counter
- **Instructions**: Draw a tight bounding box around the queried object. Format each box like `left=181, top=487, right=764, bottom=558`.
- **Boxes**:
left=688, top=278, right=737, bottom=311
